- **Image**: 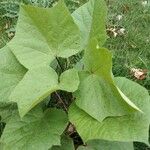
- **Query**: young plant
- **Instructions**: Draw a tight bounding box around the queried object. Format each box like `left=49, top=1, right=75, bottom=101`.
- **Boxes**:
left=0, top=0, right=149, bottom=149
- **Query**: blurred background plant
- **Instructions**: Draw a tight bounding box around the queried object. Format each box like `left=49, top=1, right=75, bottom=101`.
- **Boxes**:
left=105, top=0, right=150, bottom=94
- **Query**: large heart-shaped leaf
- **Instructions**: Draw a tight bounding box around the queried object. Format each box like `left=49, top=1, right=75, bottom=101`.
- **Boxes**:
left=75, top=39, right=141, bottom=122
left=8, top=0, right=81, bottom=70
left=77, top=140, right=134, bottom=150
left=69, top=77, right=150, bottom=143
left=1, top=106, right=68, bottom=150
left=72, top=0, right=107, bottom=48
left=0, top=46, right=79, bottom=118
left=2, top=1, right=80, bottom=117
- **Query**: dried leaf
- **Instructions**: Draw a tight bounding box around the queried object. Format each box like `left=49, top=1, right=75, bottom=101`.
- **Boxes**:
left=130, top=68, right=148, bottom=80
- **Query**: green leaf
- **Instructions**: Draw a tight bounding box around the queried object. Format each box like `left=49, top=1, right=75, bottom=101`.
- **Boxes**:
left=59, top=68, right=79, bottom=92
left=83, top=39, right=112, bottom=79
left=69, top=77, right=150, bottom=143
left=10, top=67, right=79, bottom=117
left=1, top=106, right=68, bottom=150
left=10, top=66, right=59, bottom=117
left=9, top=0, right=81, bottom=69
left=75, top=39, right=141, bottom=122
left=78, top=146, right=92, bottom=150
left=74, top=59, right=84, bottom=71
left=1, top=1, right=81, bottom=117
left=0, top=103, right=17, bottom=123
left=51, top=135, right=74, bottom=150
left=0, top=46, right=27, bottom=103
left=77, top=140, right=134, bottom=150
left=72, top=0, right=107, bottom=48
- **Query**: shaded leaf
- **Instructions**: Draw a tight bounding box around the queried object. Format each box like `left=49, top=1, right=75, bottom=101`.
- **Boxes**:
left=1, top=106, right=68, bottom=150
left=51, top=135, right=74, bottom=150
left=77, top=140, right=134, bottom=150
left=78, top=146, right=92, bottom=150
left=0, top=103, right=17, bottom=123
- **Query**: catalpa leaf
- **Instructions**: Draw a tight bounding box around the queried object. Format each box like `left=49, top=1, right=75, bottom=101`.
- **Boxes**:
left=78, top=146, right=92, bottom=150
left=0, top=1, right=80, bottom=117
left=10, top=66, right=59, bottom=117
left=1, top=106, right=68, bottom=150
left=8, top=0, right=81, bottom=70
left=69, top=77, right=150, bottom=143
left=72, top=0, right=107, bottom=48
left=77, top=140, right=134, bottom=150
left=0, top=46, right=27, bottom=103
left=0, top=47, right=78, bottom=119
left=59, top=68, right=79, bottom=92
left=75, top=39, right=141, bottom=122
left=10, top=68, right=79, bottom=117
left=51, top=135, right=74, bottom=150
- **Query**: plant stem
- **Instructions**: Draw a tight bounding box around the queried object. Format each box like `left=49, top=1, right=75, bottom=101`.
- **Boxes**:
left=55, top=92, right=68, bottom=113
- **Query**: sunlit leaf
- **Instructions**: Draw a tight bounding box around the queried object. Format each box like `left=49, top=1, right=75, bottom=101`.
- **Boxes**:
left=72, top=0, right=107, bottom=48
left=69, top=77, right=150, bottom=143
left=0, top=46, right=26, bottom=103
left=10, top=66, right=59, bottom=117
left=75, top=39, right=141, bottom=122
left=9, top=0, right=81, bottom=69
left=59, top=68, right=79, bottom=92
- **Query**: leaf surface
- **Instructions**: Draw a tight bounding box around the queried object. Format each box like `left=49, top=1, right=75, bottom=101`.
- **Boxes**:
left=0, top=1, right=82, bottom=117
left=72, top=0, right=107, bottom=48
left=0, top=46, right=26, bottom=103
left=51, top=135, right=74, bottom=150
left=0, top=103, right=17, bottom=123
left=10, top=68, right=79, bottom=117
left=75, top=39, right=141, bottom=122
left=59, top=68, right=79, bottom=92
left=10, top=66, right=58, bottom=117
left=77, top=140, right=134, bottom=150
left=1, top=106, right=68, bottom=150
left=9, top=0, right=81, bottom=69
left=69, top=77, right=150, bottom=143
